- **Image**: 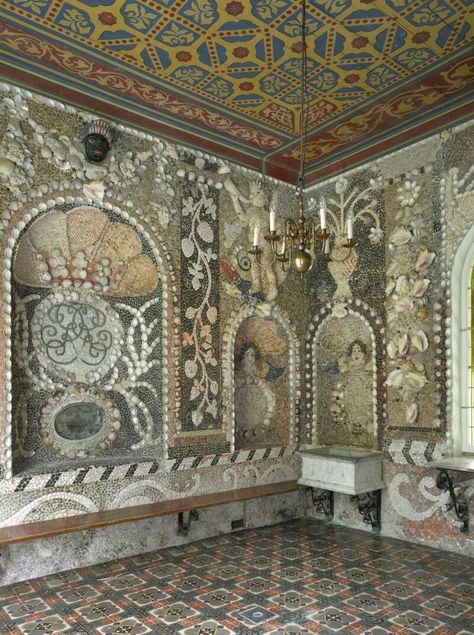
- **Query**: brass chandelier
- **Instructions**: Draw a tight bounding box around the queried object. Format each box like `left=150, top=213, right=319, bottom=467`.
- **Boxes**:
left=249, top=0, right=354, bottom=274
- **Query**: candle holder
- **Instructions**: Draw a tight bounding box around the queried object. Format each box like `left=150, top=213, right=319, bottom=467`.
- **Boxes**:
left=264, top=230, right=282, bottom=244
left=316, top=227, right=329, bottom=241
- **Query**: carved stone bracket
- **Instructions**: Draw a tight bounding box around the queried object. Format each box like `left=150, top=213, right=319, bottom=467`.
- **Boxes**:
left=177, top=510, right=199, bottom=536
left=436, top=469, right=469, bottom=534
left=350, top=490, right=381, bottom=531
left=310, top=488, right=333, bottom=518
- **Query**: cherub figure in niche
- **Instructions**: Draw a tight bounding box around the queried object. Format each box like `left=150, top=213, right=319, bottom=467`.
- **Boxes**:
left=223, top=178, right=287, bottom=302
left=234, top=342, right=276, bottom=442
left=331, top=338, right=374, bottom=440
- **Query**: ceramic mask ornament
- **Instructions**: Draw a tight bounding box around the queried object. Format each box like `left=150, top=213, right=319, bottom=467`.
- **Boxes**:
left=80, top=119, right=113, bottom=163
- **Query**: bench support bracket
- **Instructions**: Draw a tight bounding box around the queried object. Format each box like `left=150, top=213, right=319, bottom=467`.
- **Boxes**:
left=310, top=488, right=333, bottom=518
left=177, top=510, right=199, bottom=536
left=350, top=490, right=381, bottom=531
left=436, top=469, right=469, bottom=534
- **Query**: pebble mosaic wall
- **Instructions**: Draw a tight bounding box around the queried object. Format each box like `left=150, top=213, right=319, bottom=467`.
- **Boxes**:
left=0, top=81, right=473, bottom=565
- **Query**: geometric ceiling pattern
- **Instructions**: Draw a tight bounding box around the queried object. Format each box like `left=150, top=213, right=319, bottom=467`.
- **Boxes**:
left=0, top=0, right=473, bottom=184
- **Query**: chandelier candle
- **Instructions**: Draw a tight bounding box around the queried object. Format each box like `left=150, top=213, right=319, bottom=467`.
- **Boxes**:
left=347, top=216, right=353, bottom=240
left=253, top=224, right=259, bottom=247
left=269, top=210, right=276, bottom=232
left=319, top=197, right=327, bottom=230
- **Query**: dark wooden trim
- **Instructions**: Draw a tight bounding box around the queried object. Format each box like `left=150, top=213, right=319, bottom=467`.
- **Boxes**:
left=0, top=481, right=303, bottom=546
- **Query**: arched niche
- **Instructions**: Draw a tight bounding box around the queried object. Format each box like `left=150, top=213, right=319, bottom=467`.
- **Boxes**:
left=6, top=202, right=171, bottom=476
left=222, top=305, right=300, bottom=452
left=308, top=307, right=379, bottom=449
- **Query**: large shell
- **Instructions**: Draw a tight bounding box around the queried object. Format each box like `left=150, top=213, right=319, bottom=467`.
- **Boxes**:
left=13, top=206, right=159, bottom=297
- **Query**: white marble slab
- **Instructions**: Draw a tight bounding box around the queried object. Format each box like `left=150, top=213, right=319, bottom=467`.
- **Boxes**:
left=297, top=446, right=384, bottom=495
left=432, top=456, right=474, bottom=472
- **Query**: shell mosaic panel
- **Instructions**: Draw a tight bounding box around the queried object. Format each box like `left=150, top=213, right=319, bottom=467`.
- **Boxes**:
left=313, top=313, right=376, bottom=448
left=234, top=316, right=290, bottom=450
left=180, top=180, right=220, bottom=432
left=0, top=80, right=473, bottom=559
left=11, top=204, right=165, bottom=473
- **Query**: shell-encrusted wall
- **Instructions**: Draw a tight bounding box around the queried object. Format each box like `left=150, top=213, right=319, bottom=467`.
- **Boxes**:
left=0, top=82, right=301, bottom=510
left=221, top=303, right=300, bottom=452
left=0, top=80, right=473, bottom=559
left=308, top=307, right=382, bottom=449
left=10, top=203, right=170, bottom=474
left=305, top=123, right=474, bottom=555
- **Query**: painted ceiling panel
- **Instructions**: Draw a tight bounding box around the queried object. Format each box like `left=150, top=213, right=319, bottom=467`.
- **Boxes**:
left=0, top=0, right=472, bottom=183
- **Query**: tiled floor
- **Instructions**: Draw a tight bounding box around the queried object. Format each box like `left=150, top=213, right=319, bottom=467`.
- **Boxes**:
left=0, top=519, right=473, bottom=634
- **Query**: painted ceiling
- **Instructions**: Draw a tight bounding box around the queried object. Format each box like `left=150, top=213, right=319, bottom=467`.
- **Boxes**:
left=0, top=0, right=473, bottom=184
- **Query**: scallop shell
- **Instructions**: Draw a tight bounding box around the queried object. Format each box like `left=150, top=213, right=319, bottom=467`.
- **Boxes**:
left=28, top=211, right=70, bottom=260
left=13, top=206, right=159, bottom=296
left=67, top=206, right=108, bottom=259
left=116, top=254, right=160, bottom=297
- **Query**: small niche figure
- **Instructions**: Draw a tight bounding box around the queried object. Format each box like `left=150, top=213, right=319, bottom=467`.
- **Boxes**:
left=331, top=338, right=373, bottom=440
left=234, top=341, right=275, bottom=444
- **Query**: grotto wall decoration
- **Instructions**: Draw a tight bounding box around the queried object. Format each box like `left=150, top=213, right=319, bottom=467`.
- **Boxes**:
left=385, top=173, right=437, bottom=428
left=308, top=175, right=383, bottom=308
left=307, top=304, right=382, bottom=449
left=222, top=178, right=288, bottom=302
left=79, top=119, right=113, bottom=163
left=9, top=203, right=169, bottom=474
left=222, top=303, right=300, bottom=451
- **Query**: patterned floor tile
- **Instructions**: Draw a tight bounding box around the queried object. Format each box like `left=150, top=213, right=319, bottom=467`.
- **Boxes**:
left=150, top=602, right=199, bottom=624
left=75, top=600, right=123, bottom=622
left=346, top=592, right=392, bottom=614
left=125, top=586, right=169, bottom=606
left=17, top=615, right=70, bottom=634
left=307, top=578, right=350, bottom=596
left=198, top=588, right=242, bottom=607
left=179, top=621, right=236, bottom=635
left=270, top=590, right=314, bottom=611
left=421, top=595, right=471, bottom=618
left=309, top=606, right=359, bottom=631
left=390, top=610, right=443, bottom=633
left=97, top=617, right=152, bottom=634
left=0, top=519, right=472, bottom=635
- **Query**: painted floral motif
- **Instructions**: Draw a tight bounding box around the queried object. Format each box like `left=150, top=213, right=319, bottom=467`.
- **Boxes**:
left=385, top=177, right=435, bottom=425
left=57, top=7, right=93, bottom=36
left=12, top=0, right=49, bottom=16
left=183, top=0, right=218, bottom=26
left=180, top=183, right=220, bottom=429
left=253, top=0, right=290, bottom=20
left=161, top=21, right=198, bottom=46
left=122, top=3, right=160, bottom=32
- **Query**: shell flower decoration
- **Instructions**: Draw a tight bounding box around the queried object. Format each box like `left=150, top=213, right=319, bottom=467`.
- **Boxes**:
left=14, top=206, right=159, bottom=296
